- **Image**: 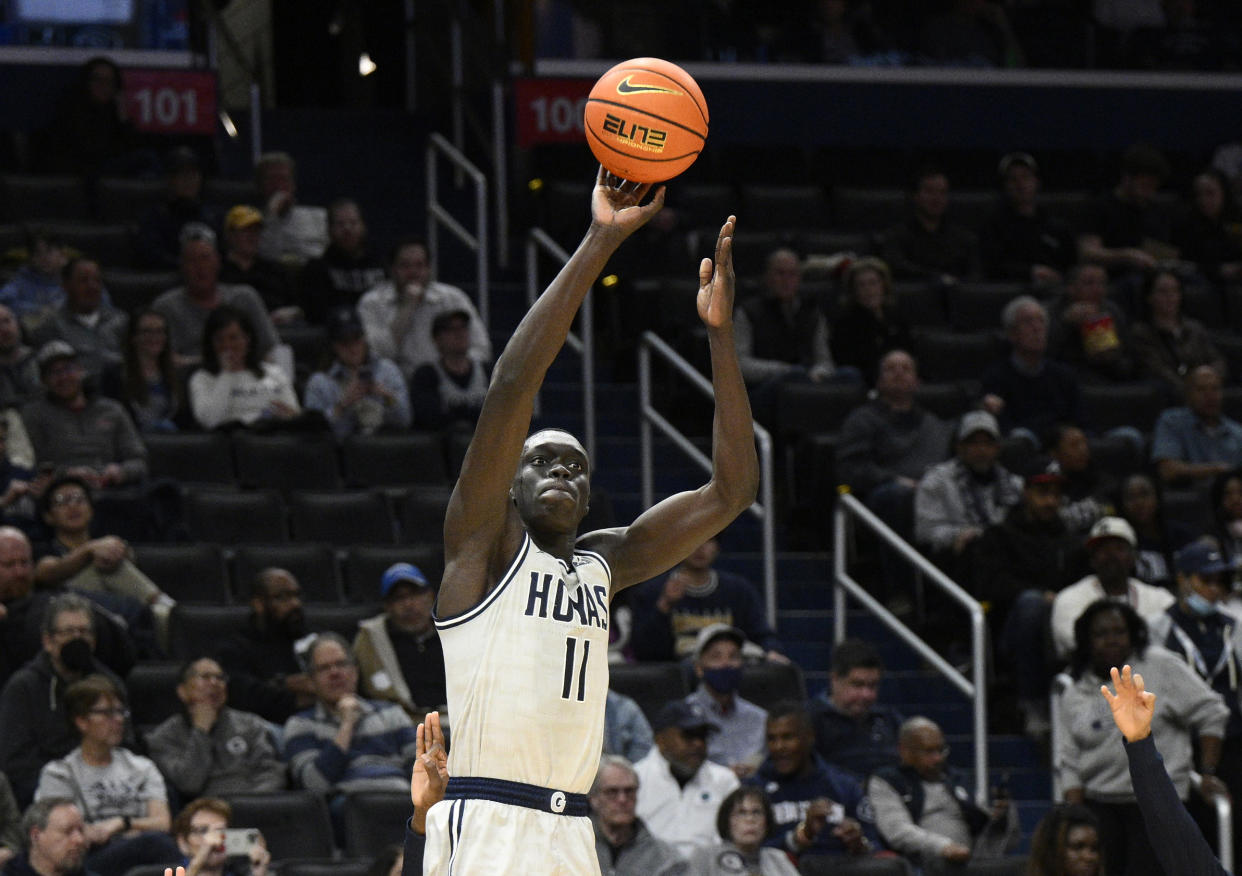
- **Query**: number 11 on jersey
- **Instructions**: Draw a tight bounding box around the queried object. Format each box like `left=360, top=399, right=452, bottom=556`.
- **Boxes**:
left=562, top=636, right=591, bottom=701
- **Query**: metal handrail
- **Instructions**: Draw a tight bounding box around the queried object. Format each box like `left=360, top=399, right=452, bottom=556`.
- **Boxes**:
left=1051, top=673, right=1233, bottom=871
left=426, top=133, right=490, bottom=329
left=833, top=491, right=988, bottom=804
left=637, top=331, right=777, bottom=628
left=524, top=228, right=595, bottom=460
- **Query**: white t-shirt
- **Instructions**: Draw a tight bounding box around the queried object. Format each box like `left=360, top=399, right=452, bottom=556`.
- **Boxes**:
left=188, top=362, right=300, bottom=429
left=1051, top=575, right=1176, bottom=659
left=35, top=747, right=166, bottom=821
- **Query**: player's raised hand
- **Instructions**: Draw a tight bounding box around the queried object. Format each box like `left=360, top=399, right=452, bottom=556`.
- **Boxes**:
left=697, top=215, right=737, bottom=330
left=590, top=166, right=665, bottom=239
left=411, top=710, right=449, bottom=834
left=1101, top=664, right=1156, bottom=742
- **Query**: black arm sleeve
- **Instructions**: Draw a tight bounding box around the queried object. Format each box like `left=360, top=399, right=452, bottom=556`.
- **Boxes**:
left=402, top=818, right=426, bottom=876
left=1125, top=735, right=1231, bottom=876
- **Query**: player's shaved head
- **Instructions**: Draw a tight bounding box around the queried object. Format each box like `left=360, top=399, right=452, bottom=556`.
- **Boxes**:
left=523, top=428, right=588, bottom=461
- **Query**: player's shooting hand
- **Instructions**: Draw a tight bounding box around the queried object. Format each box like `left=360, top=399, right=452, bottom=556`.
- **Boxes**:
left=697, top=216, right=737, bottom=331
left=590, top=166, right=665, bottom=241
left=1100, top=664, right=1155, bottom=742
left=411, top=710, right=450, bottom=834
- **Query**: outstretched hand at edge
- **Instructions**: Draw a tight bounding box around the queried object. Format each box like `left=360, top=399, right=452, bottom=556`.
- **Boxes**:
left=697, top=215, right=737, bottom=330
left=1101, top=664, right=1156, bottom=743
left=411, top=710, right=449, bottom=834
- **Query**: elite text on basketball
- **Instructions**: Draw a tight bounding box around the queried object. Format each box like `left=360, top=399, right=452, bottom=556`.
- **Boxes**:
left=601, top=113, right=668, bottom=153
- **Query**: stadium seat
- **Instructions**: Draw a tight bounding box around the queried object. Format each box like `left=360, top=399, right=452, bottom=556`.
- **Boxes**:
left=1079, top=382, right=1165, bottom=434
left=947, top=282, right=1028, bottom=333
left=303, top=604, right=374, bottom=640
left=120, top=866, right=169, bottom=876
left=145, top=432, right=235, bottom=486
left=289, top=490, right=396, bottom=545
left=609, top=663, right=690, bottom=722
left=396, top=485, right=453, bottom=544
left=95, top=177, right=167, bottom=224
left=341, top=433, right=449, bottom=488
left=740, top=183, right=829, bottom=231
left=232, top=433, right=341, bottom=492
left=1041, top=190, right=1093, bottom=234
left=279, top=860, right=372, bottom=876
left=798, top=229, right=872, bottom=259
left=167, top=605, right=250, bottom=660
left=221, top=792, right=334, bottom=861
left=0, top=223, right=23, bottom=257
left=800, top=855, right=913, bottom=875
left=774, top=382, right=867, bottom=442
left=738, top=662, right=807, bottom=712
left=1163, top=487, right=1213, bottom=536
left=343, top=543, right=444, bottom=603
left=0, top=174, right=89, bottom=222
left=203, top=178, right=259, bottom=209
left=42, top=222, right=133, bottom=267
left=726, top=229, right=792, bottom=280
left=676, top=182, right=737, bottom=229
left=893, top=282, right=948, bottom=328
left=832, top=187, right=905, bottom=232
left=913, top=330, right=1000, bottom=382
left=126, top=662, right=183, bottom=729
left=949, top=190, right=997, bottom=231
left=914, top=382, right=974, bottom=420
left=963, top=858, right=1030, bottom=876
left=1181, top=284, right=1225, bottom=327
left=185, top=488, right=287, bottom=544
left=233, top=543, right=341, bottom=603
left=104, top=269, right=180, bottom=314
left=341, top=791, right=412, bottom=859
left=133, top=543, right=230, bottom=604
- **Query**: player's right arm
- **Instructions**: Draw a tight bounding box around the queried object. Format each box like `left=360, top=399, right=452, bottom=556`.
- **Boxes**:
left=438, top=170, right=665, bottom=616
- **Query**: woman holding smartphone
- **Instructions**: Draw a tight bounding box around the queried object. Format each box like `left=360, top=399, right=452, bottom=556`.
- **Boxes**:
left=171, top=798, right=269, bottom=876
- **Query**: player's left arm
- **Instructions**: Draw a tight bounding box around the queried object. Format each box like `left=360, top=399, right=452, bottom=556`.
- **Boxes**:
left=584, top=216, right=759, bottom=589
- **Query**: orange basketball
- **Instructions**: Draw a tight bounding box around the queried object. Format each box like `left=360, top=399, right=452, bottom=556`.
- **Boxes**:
left=583, top=58, right=709, bottom=184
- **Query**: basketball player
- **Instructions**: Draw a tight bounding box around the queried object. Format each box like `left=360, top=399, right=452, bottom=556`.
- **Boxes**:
left=422, top=168, right=758, bottom=875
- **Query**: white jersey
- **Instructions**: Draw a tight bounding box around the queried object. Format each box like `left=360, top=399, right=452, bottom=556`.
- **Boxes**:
left=436, top=532, right=612, bottom=795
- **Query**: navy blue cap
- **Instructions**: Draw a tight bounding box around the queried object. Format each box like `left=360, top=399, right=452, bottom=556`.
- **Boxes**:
left=380, top=562, right=430, bottom=598
left=1176, top=541, right=1235, bottom=577
left=652, top=699, right=718, bottom=734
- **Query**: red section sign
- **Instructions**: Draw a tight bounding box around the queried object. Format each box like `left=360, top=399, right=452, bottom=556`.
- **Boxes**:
left=121, top=69, right=217, bottom=135
left=514, top=78, right=593, bottom=148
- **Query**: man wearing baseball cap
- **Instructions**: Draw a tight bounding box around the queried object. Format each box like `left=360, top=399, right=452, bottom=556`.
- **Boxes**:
left=981, top=151, right=1074, bottom=286
left=354, top=563, right=445, bottom=721
left=685, top=623, right=767, bottom=778
left=1051, top=516, right=1176, bottom=660
left=633, top=699, right=739, bottom=858
left=219, top=205, right=300, bottom=323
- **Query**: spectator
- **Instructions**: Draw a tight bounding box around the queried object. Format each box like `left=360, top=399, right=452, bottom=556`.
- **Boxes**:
left=1051, top=516, right=1176, bottom=661
left=304, top=309, right=409, bottom=440
left=0, top=229, right=69, bottom=327
left=837, top=350, right=951, bottom=563
left=37, top=57, right=141, bottom=178
left=746, top=702, right=878, bottom=863
left=1119, top=472, right=1195, bottom=590
left=684, top=624, right=767, bottom=779
left=1173, top=168, right=1242, bottom=286
left=33, top=674, right=178, bottom=874
left=604, top=690, right=654, bottom=764
left=981, top=296, right=1085, bottom=446
left=34, top=475, right=169, bottom=616
left=733, top=248, right=849, bottom=422
left=685, top=786, right=798, bottom=876
left=144, top=657, right=286, bottom=800
left=187, top=306, right=301, bottom=432
left=1048, top=263, right=1138, bottom=384
left=1026, top=804, right=1104, bottom=876
left=1078, top=143, right=1176, bottom=276
left=1055, top=600, right=1227, bottom=876
left=4, top=798, right=94, bottom=876
left=170, top=797, right=271, bottom=876
left=1129, top=270, right=1225, bottom=400
left=354, top=563, right=446, bottom=721
left=0, top=304, right=42, bottom=411
left=218, top=206, right=299, bottom=324
left=254, top=152, right=329, bottom=267
left=1211, top=469, right=1242, bottom=580
left=28, top=258, right=126, bottom=386
left=216, top=568, right=315, bottom=724
left=0, top=593, right=129, bottom=806
left=408, top=309, right=491, bottom=433
left=807, top=639, right=903, bottom=779
left=0, top=774, right=18, bottom=869
left=136, top=147, right=220, bottom=271
left=21, top=341, right=146, bottom=488
left=105, top=308, right=188, bottom=433
left=879, top=167, right=981, bottom=283
left=589, top=755, right=685, bottom=876
left=868, top=716, right=1012, bottom=872
left=0, top=417, right=41, bottom=539
left=981, top=151, right=1074, bottom=285
left=152, top=223, right=278, bottom=368
left=284, top=632, right=417, bottom=794
left=828, top=257, right=913, bottom=386
left=1146, top=539, right=1242, bottom=853
left=1151, top=365, right=1242, bottom=485
left=357, top=236, right=491, bottom=379
left=629, top=536, right=784, bottom=662
left=634, top=700, right=740, bottom=858
left=1047, top=423, right=1112, bottom=536
left=299, top=199, right=387, bottom=326
left=972, top=462, right=1085, bottom=736
left=914, top=410, right=1023, bottom=577
left=918, top=0, right=1021, bottom=67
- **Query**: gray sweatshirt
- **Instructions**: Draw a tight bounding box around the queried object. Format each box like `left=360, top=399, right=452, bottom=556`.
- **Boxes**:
left=1055, top=646, right=1229, bottom=802
left=144, top=707, right=286, bottom=797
